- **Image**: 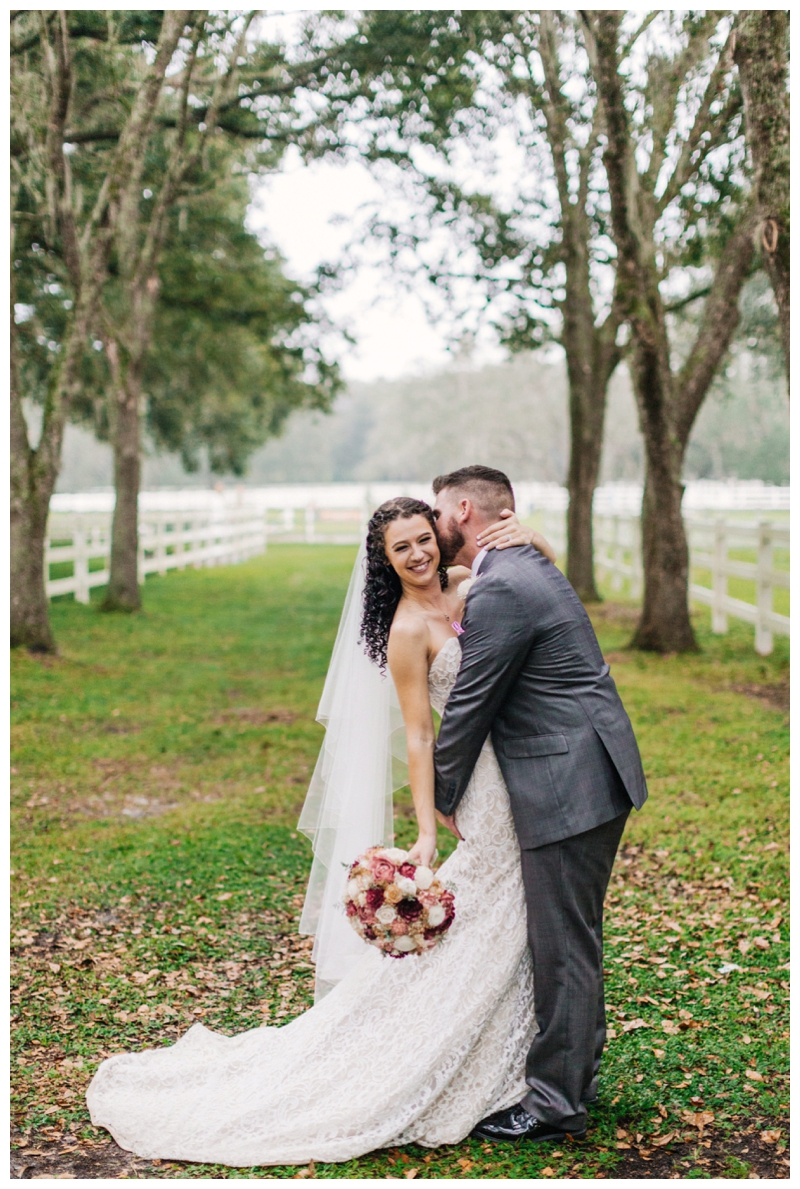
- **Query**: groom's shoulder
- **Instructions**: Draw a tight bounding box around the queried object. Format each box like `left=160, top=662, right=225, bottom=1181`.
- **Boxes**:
left=479, top=547, right=576, bottom=606
left=480, top=545, right=552, bottom=586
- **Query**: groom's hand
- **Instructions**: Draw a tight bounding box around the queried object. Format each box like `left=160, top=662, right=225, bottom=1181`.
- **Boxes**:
left=436, top=810, right=464, bottom=841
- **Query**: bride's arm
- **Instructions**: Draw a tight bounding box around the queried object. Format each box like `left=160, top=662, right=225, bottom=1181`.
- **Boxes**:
left=387, top=619, right=440, bottom=868
left=477, top=509, right=557, bottom=564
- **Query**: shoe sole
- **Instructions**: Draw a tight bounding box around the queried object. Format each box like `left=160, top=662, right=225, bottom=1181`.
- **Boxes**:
left=471, top=1127, right=587, bottom=1145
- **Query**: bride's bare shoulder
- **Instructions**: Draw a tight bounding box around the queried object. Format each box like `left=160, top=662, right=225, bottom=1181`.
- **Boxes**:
left=447, top=565, right=472, bottom=584
left=388, top=609, right=428, bottom=649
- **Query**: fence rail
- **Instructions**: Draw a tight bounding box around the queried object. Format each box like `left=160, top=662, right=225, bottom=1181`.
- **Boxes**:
left=45, top=509, right=265, bottom=603
left=591, top=514, right=789, bottom=656
left=46, top=500, right=789, bottom=656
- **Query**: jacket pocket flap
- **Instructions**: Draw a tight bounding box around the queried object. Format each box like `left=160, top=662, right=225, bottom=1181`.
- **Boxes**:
left=503, top=733, right=569, bottom=758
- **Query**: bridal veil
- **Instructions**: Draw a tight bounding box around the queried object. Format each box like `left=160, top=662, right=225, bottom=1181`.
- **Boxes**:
left=298, top=542, right=408, bottom=1000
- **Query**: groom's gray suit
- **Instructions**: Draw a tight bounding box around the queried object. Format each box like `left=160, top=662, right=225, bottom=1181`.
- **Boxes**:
left=433, top=544, right=647, bottom=1134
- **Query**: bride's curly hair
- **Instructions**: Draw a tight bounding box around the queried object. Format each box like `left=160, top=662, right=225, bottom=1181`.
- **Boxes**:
left=360, top=497, right=449, bottom=671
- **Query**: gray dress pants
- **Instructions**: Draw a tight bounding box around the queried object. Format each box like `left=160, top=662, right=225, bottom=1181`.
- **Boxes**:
left=519, top=808, right=630, bottom=1134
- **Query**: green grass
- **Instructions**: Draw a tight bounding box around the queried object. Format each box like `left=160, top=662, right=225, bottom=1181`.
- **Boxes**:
left=11, top=547, right=788, bottom=1178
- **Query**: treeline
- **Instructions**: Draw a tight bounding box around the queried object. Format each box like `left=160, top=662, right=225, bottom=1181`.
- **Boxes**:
left=55, top=312, right=787, bottom=491
left=12, top=11, right=789, bottom=656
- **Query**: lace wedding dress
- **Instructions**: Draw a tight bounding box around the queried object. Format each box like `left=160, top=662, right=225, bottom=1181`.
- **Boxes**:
left=86, top=637, right=536, bottom=1167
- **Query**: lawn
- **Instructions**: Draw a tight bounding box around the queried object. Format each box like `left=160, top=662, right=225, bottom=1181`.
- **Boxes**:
left=11, top=546, right=789, bottom=1179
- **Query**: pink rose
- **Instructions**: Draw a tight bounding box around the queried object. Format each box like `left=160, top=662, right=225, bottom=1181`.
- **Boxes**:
left=369, top=857, right=397, bottom=883
left=398, top=862, right=417, bottom=879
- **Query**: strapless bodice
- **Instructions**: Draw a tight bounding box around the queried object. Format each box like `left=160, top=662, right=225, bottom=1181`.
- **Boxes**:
left=428, top=636, right=461, bottom=715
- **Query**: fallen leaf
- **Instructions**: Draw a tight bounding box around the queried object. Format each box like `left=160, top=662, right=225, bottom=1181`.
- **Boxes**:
left=404, top=1170, right=418, bottom=1180
left=652, top=1048, right=666, bottom=1059
left=753, top=937, right=770, bottom=950
left=615, top=1141, right=631, bottom=1150
left=216, top=892, right=233, bottom=902
left=761, top=1130, right=782, bottom=1144
left=661, top=1020, right=680, bottom=1035
left=621, top=1017, right=650, bottom=1033
left=681, top=1110, right=714, bottom=1132
left=541, top=1168, right=555, bottom=1178
left=651, top=1133, right=675, bottom=1147
left=745, top=1069, right=764, bottom=1082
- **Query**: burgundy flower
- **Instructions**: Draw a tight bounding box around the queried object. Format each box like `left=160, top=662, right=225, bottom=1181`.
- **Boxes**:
left=363, top=925, right=376, bottom=940
left=345, top=900, right=357, bottom=917
left=397, top=897, right=423, bottom=921
left=398, top=862, right=417, bottom=879
left=365, top=886, right=385, bottom=913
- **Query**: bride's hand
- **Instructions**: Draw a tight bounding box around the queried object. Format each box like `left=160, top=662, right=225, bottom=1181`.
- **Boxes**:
left=477, top=509, right=557, bottom=564
left=407, top=833, right=438, bottom=868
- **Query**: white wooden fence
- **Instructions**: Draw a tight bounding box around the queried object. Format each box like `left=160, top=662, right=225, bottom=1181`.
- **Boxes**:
left=46, top=489, right=789, bottom=656
left=45, top=509, right=266, bottom=603
left=591, top=514, right=789, bottom=656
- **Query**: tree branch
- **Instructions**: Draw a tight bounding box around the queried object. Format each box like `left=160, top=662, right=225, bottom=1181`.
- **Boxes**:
left=674, top=201, right=757, bottom=443
left=656, top=25, right=737, bottom=217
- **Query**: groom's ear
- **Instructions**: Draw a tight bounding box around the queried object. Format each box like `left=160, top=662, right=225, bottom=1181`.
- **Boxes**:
left=457, top=497, right=472, bottom=522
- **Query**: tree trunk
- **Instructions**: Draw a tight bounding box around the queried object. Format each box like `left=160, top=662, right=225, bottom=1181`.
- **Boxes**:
left=734, top=11, right=790, bottom=380
left=631, top=442, right=696, bottom=652
left=101, top=340, right=143, bottom=612
left=10, top=337, right=56, bottom=651
left=565, top=363, right=608, bottom=603
left=589, top=10, right=756, bottom=652
left=624, top=323, right=699, bottom=652
left=10, top=283, right=96, bottom=651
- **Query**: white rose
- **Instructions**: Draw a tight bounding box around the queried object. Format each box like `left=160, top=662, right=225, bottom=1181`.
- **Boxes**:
left=356, top=872, right=371, bottom=891
left=375, top=904, right=397, bottom=925
left=395, top=876, right=417, bottom=897
left=384, top=847, right=408, bottom=863
left=426, top=904, right=445, bottom=927
left=393, top=935, right=416, bottom=953
left=346, top=879, right=360, bottom=900
left=355, top=891, right=367, bottom=908
left=414, top=866, right=434, bottom=890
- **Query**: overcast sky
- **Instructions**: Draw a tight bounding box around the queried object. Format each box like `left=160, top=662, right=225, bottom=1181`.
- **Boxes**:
left=248, top=147, right=517, bottom=384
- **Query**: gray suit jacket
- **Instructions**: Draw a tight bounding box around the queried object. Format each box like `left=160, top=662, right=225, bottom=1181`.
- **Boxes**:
left=433, top=546, right=647, bottom=849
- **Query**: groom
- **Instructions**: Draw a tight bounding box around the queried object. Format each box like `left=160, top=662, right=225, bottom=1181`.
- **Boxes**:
left=431, top=465, right=647, bottom=1144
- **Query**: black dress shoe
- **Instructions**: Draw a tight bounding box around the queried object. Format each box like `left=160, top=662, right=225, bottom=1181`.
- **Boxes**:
left=471, top=1104, right=587, bottom=1145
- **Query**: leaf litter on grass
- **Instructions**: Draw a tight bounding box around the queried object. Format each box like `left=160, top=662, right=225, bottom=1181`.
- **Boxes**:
left=11, top=554, right=789, bottom=1179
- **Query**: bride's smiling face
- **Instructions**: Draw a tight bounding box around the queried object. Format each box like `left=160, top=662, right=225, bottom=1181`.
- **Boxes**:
left=383, top=514, right=441, bottom=589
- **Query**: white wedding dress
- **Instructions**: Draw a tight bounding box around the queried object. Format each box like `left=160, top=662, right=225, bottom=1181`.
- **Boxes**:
left=86, top=637, right=536, bottom=1167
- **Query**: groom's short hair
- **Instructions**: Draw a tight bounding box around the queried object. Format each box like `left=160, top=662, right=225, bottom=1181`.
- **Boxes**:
left=432, top=465, right=515, bottom=518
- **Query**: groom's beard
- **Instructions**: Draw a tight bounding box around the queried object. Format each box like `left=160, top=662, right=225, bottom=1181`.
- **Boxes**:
left=436, top=521, right=466, bottom=566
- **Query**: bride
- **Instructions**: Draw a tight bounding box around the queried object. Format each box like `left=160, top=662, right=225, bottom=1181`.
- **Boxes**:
left=86, top=497, right=556, bottom=1167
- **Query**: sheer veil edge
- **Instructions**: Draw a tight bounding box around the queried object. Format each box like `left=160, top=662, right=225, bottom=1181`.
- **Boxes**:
left=297, top=542, right=408, bottom=1001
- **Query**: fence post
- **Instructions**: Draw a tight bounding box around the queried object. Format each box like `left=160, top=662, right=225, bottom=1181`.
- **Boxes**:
left=73, top=519, right=90, bottom=604
left=137, top=518, right=147, bottom=585
left=755, top=520, right=774, bottom=656
left=156, top=515, right=168, bottom=576
left=712, top=518, right=728, bottom=634
left=611, top=516, right=622, bottom=592
left=305, top=504, right=316, bottom=544
left=629, top=516, right=643, bottom=600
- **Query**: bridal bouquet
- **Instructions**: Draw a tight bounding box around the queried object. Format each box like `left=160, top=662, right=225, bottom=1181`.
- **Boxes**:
left=344, top=846, right=455, bottom=957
